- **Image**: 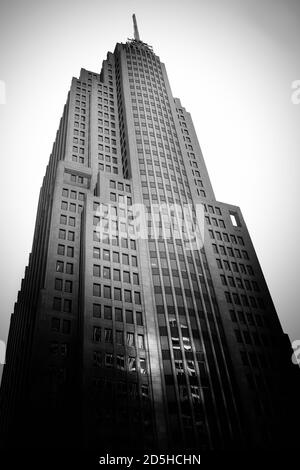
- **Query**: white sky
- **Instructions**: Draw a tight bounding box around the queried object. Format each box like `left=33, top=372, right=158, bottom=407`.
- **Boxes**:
left=0, top=0, right=299, bottom=378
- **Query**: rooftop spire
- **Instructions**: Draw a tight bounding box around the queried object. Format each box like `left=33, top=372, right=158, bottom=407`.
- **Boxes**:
left=132, top=14, right=140, bottom=41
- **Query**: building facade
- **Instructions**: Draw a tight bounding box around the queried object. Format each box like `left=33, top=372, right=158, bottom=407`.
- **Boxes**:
left=0, top=16, right=298, bottom=450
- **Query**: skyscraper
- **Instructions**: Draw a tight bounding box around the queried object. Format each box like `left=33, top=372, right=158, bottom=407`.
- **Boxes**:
left=0, top=15, right=298, bottom=451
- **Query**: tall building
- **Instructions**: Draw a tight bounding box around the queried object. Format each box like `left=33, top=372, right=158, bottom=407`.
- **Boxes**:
left=0, top=16, right=298, bottom=451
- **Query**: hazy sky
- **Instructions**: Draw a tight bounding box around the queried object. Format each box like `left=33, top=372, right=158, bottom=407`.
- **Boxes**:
left=0, top=0, right=299, bottom=379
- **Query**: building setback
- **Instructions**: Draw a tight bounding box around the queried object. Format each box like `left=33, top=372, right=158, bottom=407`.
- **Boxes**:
left=0, top=16, right=299, bottom=450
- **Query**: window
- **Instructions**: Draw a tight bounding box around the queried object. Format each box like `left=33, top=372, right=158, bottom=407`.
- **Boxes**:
left=121, top=237, right=128, bottom=249
left=247, top=265, right=254, bottom=275
left=53, top=297, right=61, bottom=311
left=68, top=231, right=75, bottom=241
left=93, top=303, right=101, bottom=318
left=114, top=287, right=122, bottom=301
left=230, top=310, right=237, bottom=322
left=237, top=236, right=244, bottom=246
left=239, top=264, right=246, bottom=274
left=252, top=281, right=259, bottom=292
left=126, top=332, right=134, bottom=346
left=133, top=273, right=139, bottom=285
left=113, top=251, right=120, bottom=263
left=128, top=356, right=136, bottom=371
left=116, top=330, right=124, bottom=345
left=93, top=351, right=102, bottom=367
left=238, top=311, right=246, bottom=323
left=67, top=246, right=74, bottom=257
left=140, top=358, right=147, bottom=374
left=93, top=283, right=101, bottom=297
left=60, top=344, right=68, bottom=357
left=103, top=285, right=111, bottom=299
left=134, top=291, right=141, bottom=305
left=231, top=262, right=238, bottom=272
left=62, top=319, right=71, bottom=334
left=51, top=317, right=60, bottom=332
left=63, top=299, right=72, bottom=313
left=219, top=245, right=226, bottom=255
left=208, top=230, right=214, bottom=239
left=116, top=354, right=125, bottom=370
left=234, top=329, right=242, bottom=343
left=93, top=216, right=100, bottom=226
left=136, top=311, right=143, bottom=326
left=138, top=334, right=145, bottom=349
left=123, top=271, right=130, bottom=283
left=56, top=261, right=64, bottom=272
left=227, top=247, right=234, bottom=257
left=66, top=262, right=73, bottom=274
left=104, top=305, right=112, bottom=320
left=243, top=331, right=251, bottom=345
left=57, top=244, right=65, bottom=255
left=233, top=293, right=241, bottom=305
left=131, top=256, right=138, bottom=267
left=241, top=295, right=249, bottom=307
left=65, top=280, right=72, bottom=293
left=60, top=215, right=67, bottom=225
left=113, top=269, right=120, bottom=281
left=124, top=290, right=132, bottom=303
left=229, top=211, right=241, bottom=227
left=212, top=244, right=218, bottom=254
left=105, top=353, right=113, bottom=367
left=115, top=307, right=123, bottom=322
left=93, top=264, right=101, bottom=277
left=111, top=235, right=118, bottom=246
left=93, top=247, right=100, bottom=259
left=224, top=260, right=230, bottom=271
left=93, top=326, right=101, bottom=342
left=122, top=253, right=129, bottom=265
left=126, top=309, right=134, bottom=324
left=103, top=249, right=110, bottom=261
left=59, top=229, right=66, bottom=240
left=104, top=328, right=113, bottom=343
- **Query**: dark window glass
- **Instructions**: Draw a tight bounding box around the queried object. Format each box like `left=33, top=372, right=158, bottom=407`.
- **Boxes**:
left=63, top=299, right=72, bottom=313
left=104, top=305, right=112, bottom=319
left=51, top=317, right=60, bottom=332
left=115, top=307, right=123, bottom=322
left=93, top=304, right=101, bottom=318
